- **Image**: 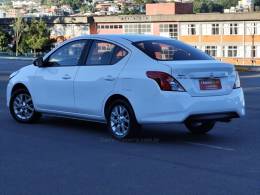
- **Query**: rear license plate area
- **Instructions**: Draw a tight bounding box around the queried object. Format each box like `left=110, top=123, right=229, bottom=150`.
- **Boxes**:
left=199, top=79, right=222, bottom=90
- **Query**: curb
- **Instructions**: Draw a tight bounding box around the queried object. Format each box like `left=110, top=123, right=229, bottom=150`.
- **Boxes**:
left=0, top=56, right=35, bottom=61
left=0, top=75, right=9, bottom=81
left=0, top=71, right=12, bottom=75
left=235, top=65, right=260, bottom=72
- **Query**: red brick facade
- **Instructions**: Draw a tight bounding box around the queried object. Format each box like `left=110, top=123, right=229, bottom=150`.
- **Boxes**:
left=146, top=3, right=193, bottom=16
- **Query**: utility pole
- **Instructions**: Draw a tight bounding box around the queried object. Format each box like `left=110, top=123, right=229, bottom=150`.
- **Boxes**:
left=251, top=23, right=256, bottom=66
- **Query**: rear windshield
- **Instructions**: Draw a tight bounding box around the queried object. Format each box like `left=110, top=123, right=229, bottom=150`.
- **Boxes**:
left=133, top=40, right=213, bottom=61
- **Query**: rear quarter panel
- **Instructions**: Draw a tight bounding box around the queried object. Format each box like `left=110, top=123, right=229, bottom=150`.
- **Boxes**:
left=108, top=48, right=172, bottom=123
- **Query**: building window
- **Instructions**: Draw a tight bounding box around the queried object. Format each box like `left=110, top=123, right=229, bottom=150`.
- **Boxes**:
left=205, top=46, right=217, bottom=57
left=159, top=24, right=178, bottom=38
left=247, top=22, right=257, bottom=35
left=124, top=23, right=151, bottom=34
left=228, top=46, right=238, bottom=57
left=230, top=23, right=238, bottom=35
left=212, top=24, right=219, bottom=35
left=97, top=24, right=123, bottom=30
left=188, top=24, right=196, bottom=35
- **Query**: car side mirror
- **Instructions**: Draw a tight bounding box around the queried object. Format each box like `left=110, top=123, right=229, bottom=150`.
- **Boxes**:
left=33, top=57, right=45, bottom=67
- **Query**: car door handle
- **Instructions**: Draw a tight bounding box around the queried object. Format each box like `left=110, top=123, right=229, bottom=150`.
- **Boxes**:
left=62, top=74, right=72, bottom=80
left=104, top=75, right=115, bottom=81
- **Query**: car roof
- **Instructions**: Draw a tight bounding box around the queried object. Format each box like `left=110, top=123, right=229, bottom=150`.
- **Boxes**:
left=77, top=34, right=171, bottom=42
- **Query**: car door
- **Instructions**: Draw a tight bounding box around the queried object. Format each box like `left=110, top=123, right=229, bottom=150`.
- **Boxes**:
left=32, top=40, right=88, bottom=113
left=74, top=39, right=129, bottom=119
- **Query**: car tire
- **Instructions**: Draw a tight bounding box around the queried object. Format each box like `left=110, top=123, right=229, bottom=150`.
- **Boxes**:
left=107, top=99, right=140, bottom=140
left=185, top=120, right=215, bottom=134
left=9, top=89, right=41, bottom=123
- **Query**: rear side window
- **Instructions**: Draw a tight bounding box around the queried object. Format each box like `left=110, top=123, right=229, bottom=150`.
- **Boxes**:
left=86, top=40, right=128, bottom=65
left=133, top=40, right=212, bottom=61
left=111, top=46, right=128, bottom=64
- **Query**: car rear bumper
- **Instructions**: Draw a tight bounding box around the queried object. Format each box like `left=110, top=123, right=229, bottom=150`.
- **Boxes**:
left=136, top=88, right=245, bottom=124
left=185, top=112, right=239, bottom=122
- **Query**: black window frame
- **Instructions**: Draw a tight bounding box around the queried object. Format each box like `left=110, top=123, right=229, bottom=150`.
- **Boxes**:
left=44, top=39, right=89, bottom=67
left=227, top=46, right=238, bottom=57
left=205, top=45, right=217, bottom=57
left=188, top=24, right=196, bottom=35
left=230, top=23, right=238, bottom=35
left=83, top=39, right=129, bottom=66
left=212, top=24, right=219, bottom=35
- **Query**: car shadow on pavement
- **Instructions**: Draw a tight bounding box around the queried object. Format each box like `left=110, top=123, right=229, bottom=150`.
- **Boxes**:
left=36, top=115, right=231, bottom=146
left=39, top=115, right=108, bottom=135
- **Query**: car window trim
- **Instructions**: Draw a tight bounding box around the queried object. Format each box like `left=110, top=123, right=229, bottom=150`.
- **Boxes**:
left=44, top=39, right=89, bottom=67
left=110, top=46, right=128, bottom=65
left=78, top=39, right=92, bottom=65
left=83, top=39, right=129, bottom=66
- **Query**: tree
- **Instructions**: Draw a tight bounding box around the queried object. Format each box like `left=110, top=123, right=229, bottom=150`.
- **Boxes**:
left=216, top=0, right=239, bottom=9
left=193, top=0, right=203, bottom=13
left=25, top=19, right=50, bottom=56
left=208, top=2, right=223, bottom=12
left=13, top=16, right=27, bottom=56
left=255, top=0, right=260, bottom=6
left=133, top=0, right=155, bottom=13
left=200, top=1, right=209, bottom=13
left=3, top=0, right=12, bottom=7
left=253, top=0, right=260, bottom=10
left=134, top=0, right=155, bottom=4
left=0, top=28, right=8, bottom=51
left=193, top=0, right=238, bottom=13
left=41, top=0, right=59, bottom=6
left=80, top=4, right=95, bottom=13
left=60, top=0, right=83, bottom=10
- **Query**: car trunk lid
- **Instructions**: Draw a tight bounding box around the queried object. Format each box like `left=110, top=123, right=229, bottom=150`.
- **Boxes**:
left=161, top=60, right=235, bottom=97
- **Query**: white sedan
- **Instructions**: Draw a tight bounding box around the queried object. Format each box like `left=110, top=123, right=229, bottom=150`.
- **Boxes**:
left=6, top=34, right=245, bottom=139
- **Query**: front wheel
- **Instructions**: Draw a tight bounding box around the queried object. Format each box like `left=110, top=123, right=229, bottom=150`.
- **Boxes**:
left=107, top=99, right=140, bottom=140
left=9, top=89, right=41, bottom=123
left=185, top=121, right=215, bottom=134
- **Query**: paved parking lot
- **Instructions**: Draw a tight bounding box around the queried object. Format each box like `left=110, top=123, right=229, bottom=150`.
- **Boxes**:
left=0, top=59, right=260, bottom=195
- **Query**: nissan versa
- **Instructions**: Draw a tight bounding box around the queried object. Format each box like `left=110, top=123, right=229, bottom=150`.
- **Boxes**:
left=6, top=35, right=245, bottom=139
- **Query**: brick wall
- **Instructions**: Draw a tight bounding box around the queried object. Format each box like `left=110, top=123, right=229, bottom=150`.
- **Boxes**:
left=146, top=3, right=193, bottom=16
left=174, top=2, right=193, bottom=14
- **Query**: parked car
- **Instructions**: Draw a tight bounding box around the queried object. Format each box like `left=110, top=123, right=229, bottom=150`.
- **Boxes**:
left=6, top=34, right=245, bottom=139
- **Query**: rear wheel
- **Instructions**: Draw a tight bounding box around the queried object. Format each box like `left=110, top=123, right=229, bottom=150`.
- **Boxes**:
left=107, top=99, right=140, bottom=140
left=10, top=89, right=41, bottom=123
left=185, top=120, right=215, bottom=134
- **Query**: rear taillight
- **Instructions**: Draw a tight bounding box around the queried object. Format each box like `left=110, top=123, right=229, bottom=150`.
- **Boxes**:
left=233, top=71, right=241, bottom=89
left=146, top=71, right=185, bottom=92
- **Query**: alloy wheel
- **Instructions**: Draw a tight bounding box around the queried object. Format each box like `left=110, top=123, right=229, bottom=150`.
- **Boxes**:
left=13, top=93, right=34, bottom=120
left=110, top=105, right=130, bottom=137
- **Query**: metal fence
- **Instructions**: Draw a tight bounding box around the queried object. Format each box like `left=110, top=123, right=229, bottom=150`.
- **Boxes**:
left=0, top=52, right=46, bottom=58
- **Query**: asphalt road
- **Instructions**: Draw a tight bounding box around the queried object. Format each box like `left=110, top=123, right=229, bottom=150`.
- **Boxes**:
left=0, top=59, right=260, bottom=195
